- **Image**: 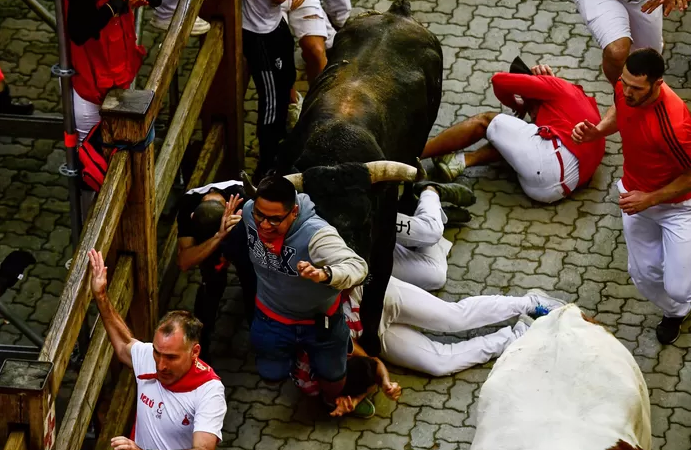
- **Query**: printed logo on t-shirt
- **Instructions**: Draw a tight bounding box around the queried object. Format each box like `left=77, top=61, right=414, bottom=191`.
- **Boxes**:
left=156, top=402, right=165, bottom=420
left=275, top=58, right=282, bottom=70
left=182, top=414, right=191, bottom=426
left=396, top=220, right=411, bottom=235
left=247, top=226, right=298, bottom=276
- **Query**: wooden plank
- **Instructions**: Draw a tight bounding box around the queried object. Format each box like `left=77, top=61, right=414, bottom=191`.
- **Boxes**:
left=39, top=152, right=131, bottom=397
left=101, top=89, right=154, bottom=145
left=157, top=123, right=224, bottom=311
left=3, top=431, right=27, bottom=450
left=93, top=370, right=136, bottom=450
left=55, top=256, right=134, bottom=450
left=144, top=0, right=206, bottom=130
left=154, top=21, right=225, bottom=221
left=200, top=0, right=244, bottom=178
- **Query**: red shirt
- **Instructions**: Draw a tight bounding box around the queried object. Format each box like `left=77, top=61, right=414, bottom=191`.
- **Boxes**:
left=491, top=73, right=605, bottom=188
left=615, top=81, right=691, bottom=203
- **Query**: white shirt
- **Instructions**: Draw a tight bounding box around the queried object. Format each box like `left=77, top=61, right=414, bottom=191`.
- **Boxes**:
left=243, top=0, right=283, bottom=34
left=131, top=342, right=227, bottom=450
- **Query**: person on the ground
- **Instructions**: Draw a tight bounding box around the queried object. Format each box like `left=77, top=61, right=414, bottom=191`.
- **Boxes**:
left=176, top=180, right=256, bottom=361
left=571, top=0, right=665, bottom=86
left=149, top=0, right=210, bottom=36
left=393, top=181, right=475, bottom=290
left=572, top=48, right=691, bottom=345
left=297, top=275, right=567, bottom=379
left=293, top=336, right=401, bottom=418
left=242, top=0, right=296, bottom=182
left=0, top=67, right=34, bottom=115
left=67, top=0, right=156, bottom=143
left=242, top=175, right=367, bottom=407
left=423, top=61, right=605, bottom=205
left=88, top=249, right=227, bottom=450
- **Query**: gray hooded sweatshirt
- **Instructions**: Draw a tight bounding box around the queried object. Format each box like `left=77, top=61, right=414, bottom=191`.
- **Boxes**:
left=243, top=193, right=368, bottom=320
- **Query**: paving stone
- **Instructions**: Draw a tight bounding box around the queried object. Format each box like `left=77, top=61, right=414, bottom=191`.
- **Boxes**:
left=332, top=430, right=361, bottom=450
left=233, top=419, right=265, bottom=450
left=417, top=406, right=465, bottom=426
left=247, top=404, right=294, bottom=422
left=282, top=438, right=329, bottom=450
left=253, top=436, right=284, bottom=450
left=399, top=389, right=448, bottom=409
left=340, top=416, right=390, bottom=433
left=651, top=405, right=673, bottom=437
left=445, top=380, right=476, bottom=413
left=359, top=431, right=409, bottom=449
left=435, top=425, right=475, bottom=443
left=537, top=250, right=564, bottom=276
left=656, top=347, right=685, bottom=376
left=663, top=423, right=691, bottom=450
left=410, top=422, right=438, bottom=448
left=263, top=420, right=312, bottom=440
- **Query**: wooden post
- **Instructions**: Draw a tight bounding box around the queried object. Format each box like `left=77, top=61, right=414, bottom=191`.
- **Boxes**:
left=0, top=360, right=54, bottom=450
left=101, top=89, right=158, bottom=341
left=199, top=0, right=244, bottom=178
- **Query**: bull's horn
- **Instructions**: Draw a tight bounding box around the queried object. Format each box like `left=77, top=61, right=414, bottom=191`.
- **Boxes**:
left=284, top=173, right=304, bottom=192
left=240, top=171, right=257, bottom=198
left=366, top=159, right=426, bottom=184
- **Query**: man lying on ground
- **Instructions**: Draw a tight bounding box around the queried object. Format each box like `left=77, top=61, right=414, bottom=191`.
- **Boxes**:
left=422, top=61, right=605, bottom=204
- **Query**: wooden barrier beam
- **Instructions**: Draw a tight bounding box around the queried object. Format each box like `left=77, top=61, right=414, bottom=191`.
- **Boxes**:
left=158, top=123, right=225, bottom=311
left=3, top=431, right=27, bottom=450
left=101, top=91, right=158, bottom=343
left=200, top=0, right=244, bottom=178
left=54, top=256, right=134, bottom=450
left=38, top=152, right=131, bottom=397
left=154, top=21, right=225, bottom=221
left=93, top=369, right=137, bottom=450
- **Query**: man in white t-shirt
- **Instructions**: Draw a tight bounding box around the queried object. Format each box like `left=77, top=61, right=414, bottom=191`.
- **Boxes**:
left=88, top=249, right=227, bottom=450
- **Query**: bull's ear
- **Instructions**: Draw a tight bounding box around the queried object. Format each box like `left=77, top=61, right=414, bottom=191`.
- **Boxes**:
left=240, top=171, right=257, bottom=199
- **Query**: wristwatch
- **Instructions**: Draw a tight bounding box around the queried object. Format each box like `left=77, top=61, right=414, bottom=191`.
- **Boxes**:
left=321, top=265, right=333, bottom=284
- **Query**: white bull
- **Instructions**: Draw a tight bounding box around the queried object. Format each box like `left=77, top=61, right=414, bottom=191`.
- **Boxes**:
left=471, top=304, right=651, bottom=450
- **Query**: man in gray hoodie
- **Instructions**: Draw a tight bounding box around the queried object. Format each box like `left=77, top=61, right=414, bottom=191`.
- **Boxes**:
left=242, top=175, right=368, bottom=405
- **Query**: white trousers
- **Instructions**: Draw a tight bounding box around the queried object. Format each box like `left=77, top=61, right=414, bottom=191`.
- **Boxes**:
left=379, top=277, right=539, bottom=377
left=73, top=88, right=101, bottom=145
left=619, top=180, right=691, bottom=318
left=487, top=114, right=579, bottom=204
left=153, top=0, right=178, bottom=21
left=573, top=0, right=663, bottom=52
left=393, top=190, right=452, bottom=291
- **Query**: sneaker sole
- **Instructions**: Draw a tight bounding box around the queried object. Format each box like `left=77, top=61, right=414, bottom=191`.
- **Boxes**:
left=526, top=288, right=568, bottom=307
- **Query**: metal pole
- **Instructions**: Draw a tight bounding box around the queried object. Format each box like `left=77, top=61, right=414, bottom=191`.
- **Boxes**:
left=53, top=0, right=82, bottom=251
left=131, top=7, right=145, bottom=90
left=20, top=0, right=57, bottom=30
left=0, top=301, right=44, bottom=348
left=54, top=0, right=90, bottom=362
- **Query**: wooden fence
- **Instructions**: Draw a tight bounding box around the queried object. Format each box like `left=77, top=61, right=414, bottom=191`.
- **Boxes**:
left=0, top=0, right=243, bottom=447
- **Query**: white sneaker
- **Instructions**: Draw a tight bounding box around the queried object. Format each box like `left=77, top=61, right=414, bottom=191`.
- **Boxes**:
left=513, top=314, right=534, bottom=338
left=287, top=91, right=303, bottom=132
left=150, top=16, right=211, bottom=36
left=433, top=153, right=466, bottom=182
left=527, top=288, right=568, bottom=317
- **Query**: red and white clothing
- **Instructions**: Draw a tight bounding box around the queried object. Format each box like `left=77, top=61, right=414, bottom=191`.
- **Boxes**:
left=131, top=342, right=227, bottom=450
left=489, top=73, right=605, bottom=202
left=292, top=277, right=555, bottom=385
left=573, top=0, right=663, bottom=53
left=615, top=81, right=691, bottom=319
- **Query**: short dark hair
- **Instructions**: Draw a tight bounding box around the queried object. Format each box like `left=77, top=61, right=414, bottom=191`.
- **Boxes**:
left=625, top=48, right=665, bottom=82
left=341, top=356, right=378, bottom=397
left=156, top=310, right=203, bottom=345
left=191, top=200, right=225, bottom=242
left=255, top=175, right=296, bottom=211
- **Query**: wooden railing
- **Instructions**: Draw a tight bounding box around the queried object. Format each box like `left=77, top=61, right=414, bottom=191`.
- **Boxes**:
left=0, top=0, right=243, bottom=448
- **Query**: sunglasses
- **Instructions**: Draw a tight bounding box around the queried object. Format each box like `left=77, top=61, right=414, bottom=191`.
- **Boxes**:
left=252, top=207, right=292, bottom=227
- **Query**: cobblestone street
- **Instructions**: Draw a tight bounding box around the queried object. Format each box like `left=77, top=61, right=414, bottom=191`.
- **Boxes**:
left=1, top=0, right=691, bottom=449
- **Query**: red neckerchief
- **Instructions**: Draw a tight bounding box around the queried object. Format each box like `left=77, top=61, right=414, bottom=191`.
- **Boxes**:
left=137, top=358, right=220, bottom=393
left=259, top=233, right=285, bottom=255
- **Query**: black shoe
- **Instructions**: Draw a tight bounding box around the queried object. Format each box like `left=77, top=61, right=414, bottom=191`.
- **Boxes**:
left=0, top=86, right=34, bottom=115
left=413, top=181, right=476, bottom=207
left=656, top=313, right=690, bottom=345
left=444, top=206, right=471, bottom=227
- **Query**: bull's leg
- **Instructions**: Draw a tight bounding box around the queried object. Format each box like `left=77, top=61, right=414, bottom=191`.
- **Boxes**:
left=359, top=185, right=399, bottom=357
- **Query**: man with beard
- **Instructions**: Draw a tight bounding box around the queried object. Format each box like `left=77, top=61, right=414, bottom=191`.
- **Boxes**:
left=573, top=48, right=691, bottom=345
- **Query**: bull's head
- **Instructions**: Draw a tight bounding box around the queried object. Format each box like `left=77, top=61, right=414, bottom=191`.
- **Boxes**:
left=242, top=159, right=425, bottom=260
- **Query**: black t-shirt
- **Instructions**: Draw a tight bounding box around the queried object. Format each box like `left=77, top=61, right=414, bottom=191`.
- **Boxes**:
left=177, top=180, right=245, bottom=240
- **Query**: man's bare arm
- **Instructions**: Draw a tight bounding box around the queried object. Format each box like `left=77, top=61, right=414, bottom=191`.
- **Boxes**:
left=177, top=236, right=224, bottom=272
left=88, top=249, right=137, bottom=368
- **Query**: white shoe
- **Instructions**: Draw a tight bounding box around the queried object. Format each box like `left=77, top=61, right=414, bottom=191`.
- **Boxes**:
left=527, top=288, right=568, bottom=317
left=287, top=91, right=303, bottom=132
left=513, top=314, right=534, bottom=338
left=150, top=16, right=211, bottom=36
left=433, top=153, right=466, bottom=182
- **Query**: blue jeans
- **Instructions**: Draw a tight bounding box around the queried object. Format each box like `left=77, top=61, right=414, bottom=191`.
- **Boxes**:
left=250, top=308, right=350, bottom=382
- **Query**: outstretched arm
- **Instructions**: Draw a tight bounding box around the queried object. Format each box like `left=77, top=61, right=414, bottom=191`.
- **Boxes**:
left=88, top=249, right=137, bottom=368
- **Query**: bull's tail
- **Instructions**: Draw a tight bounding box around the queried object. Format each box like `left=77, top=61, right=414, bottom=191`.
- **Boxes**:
left=388, top=0, right=412, bottom=16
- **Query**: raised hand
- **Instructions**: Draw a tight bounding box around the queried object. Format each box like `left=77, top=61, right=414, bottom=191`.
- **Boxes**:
left=531, top=64, right=555, bottom=77
left=87, top=249, right=108, bottom=300
left=641, top=0, right=688, bottom=16
left=383, top=381, right=402, bottom=401
left=217, top=194, right=244, bottom=239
